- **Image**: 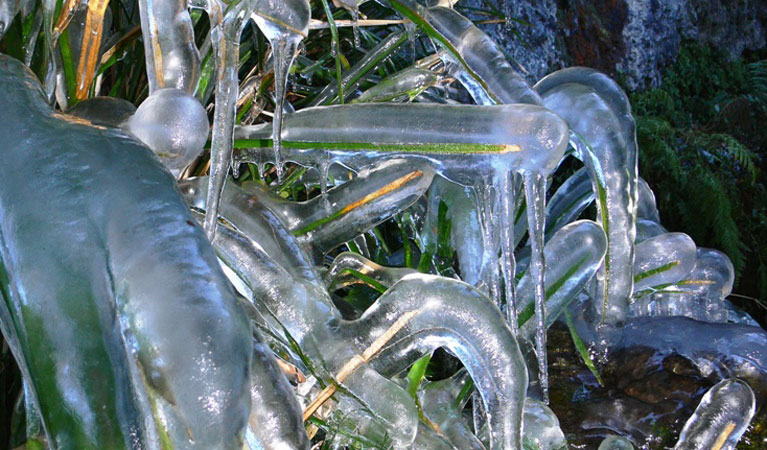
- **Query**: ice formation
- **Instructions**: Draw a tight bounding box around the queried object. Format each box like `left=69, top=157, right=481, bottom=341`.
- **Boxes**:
left=674, top=378, right=755, bottom=450
left=127, top=88, right=209, bottom=176
left=0, top=0, right=765, bottom=448
left=181, top=175, right=529, bottom=448
left=0, top=55, right=263, bottom=448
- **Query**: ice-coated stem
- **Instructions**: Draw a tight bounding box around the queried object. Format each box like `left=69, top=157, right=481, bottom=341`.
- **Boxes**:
left=325, top=252, right=417, bottom=291
left=536, top=68, right=638, bottom=325
left=674, top=378, right=755, bottom=450
left=516, top=220, right=607, bottom=342
left=137, top=0, right=201, bottom=93
left=524, top=171, right=549, bottom=403
left=342, top=274, right=528, bottom=449
left=233, top=103, right=569, bottom=188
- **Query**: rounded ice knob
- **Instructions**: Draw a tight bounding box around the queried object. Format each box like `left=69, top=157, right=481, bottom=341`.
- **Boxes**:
left=128, top=88, right=209, bottom=176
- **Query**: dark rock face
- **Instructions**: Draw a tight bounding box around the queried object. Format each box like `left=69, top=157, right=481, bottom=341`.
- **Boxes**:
left=464, top=0, right=767, bottom=89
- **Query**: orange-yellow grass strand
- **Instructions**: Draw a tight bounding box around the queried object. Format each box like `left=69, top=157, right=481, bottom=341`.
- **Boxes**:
left=303, top=310, right=420, bottom=422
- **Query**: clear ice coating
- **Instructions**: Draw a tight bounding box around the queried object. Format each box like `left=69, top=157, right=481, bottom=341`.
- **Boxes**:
left=405, top=3, right=543, bottom=105
left=138, top=0, right=201, bottom=93
left=354, top=67, right=441, bottom=103
left=127, top=87, right=210, bottom=177
left=182, top=175, right=529, bottom=449
left=0, top=54, right=268, bottom=448
left=516, top=221, right=607, bottom=342
left=521, top=398, right=568, bottom=450
left=536, top=67, right=639, bottom=325
left=673, top=379, right=756, bottom=450
left=203, top=0, right=310, bottom=239
left=598, top=435, right=635, bottom=450
left=4, top=0, right=767, bottom=446
left=632, top=232, right=697, bottom=293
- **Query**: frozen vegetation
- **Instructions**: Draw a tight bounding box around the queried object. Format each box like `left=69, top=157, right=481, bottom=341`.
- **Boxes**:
left=0, top=0, right=764, bottom=449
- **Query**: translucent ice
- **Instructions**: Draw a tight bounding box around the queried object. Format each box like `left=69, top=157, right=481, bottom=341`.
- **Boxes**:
left=674, top=378, right=755, bottom=450
left=354, top=67, right=441, bottom=103
left=66, top=96, right=137, bottom=128
left=516, top=220, right=607, bottom=342
left=326, top=252, right=417, bottom=292
left=419, top=370, right=485, bottom=449
left=0, top=55, right=256, bottom=448
left=183, top=159, right=435, bottom=261
left=637, top=177, right=661, bottom=223
left=233, top=103, right=569, bottom=187
left=536, top=68, right=639, bottom=325
left=203, top=0, right=310, bottom=238
left=522, top=397, right=568, bottom=450
left=138, top=0, right=201, bottom=93
left=633, top=232, right=697, bottom=293
left=406, top=4, right=542, bottom=105
left=189, top=179, right=529, bottom=449
left=598, top=435, right=635, bottom=450
left=422, top=177, right=483, bottom=285
left=545, top=168, right=594, bottom=240
left=309, top=30, right=408, bottom=106
left=0, top=0, right=26, bottom=37
left=128, top=87, right=209, bottom=177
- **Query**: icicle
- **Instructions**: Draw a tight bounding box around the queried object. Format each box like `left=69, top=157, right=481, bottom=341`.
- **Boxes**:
left=475, top=183, right=500, bottom=303
left=498, top=170, right=518, bottom=331
left=524, top=171, right=549, bottom=403
left=204, top=5, right=245, bottom=239
left=269, top=37, right=301, bottom=179
left=351, top=5, right=361, bottom=48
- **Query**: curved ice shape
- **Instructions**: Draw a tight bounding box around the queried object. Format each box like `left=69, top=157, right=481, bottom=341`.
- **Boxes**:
left=0, top=55, right=254, bottom=448
left=598, top=435, right=635, bottom=450
left=635, top=219, right=667, bottom=243
left=516, top=221, right=607, bottom=341
left=340, top=274, right=528, bottom=449
left=674, top=378, right=755, bottom=450
left=677, top=248, right=735, bottom=299
left=633, top=232, right=697, bottom=293
left=545, top=168, right=594, bottom=240
left=420, top=370, right=484, bottom=450
left=405, top=4, right=542, bottom=105
left=422, top=177, right=483, bottom=285
left=536, top=68, right=639, bottom=325
left=182, top=159, right=435, bottom=261
left=138, top=0, right=201, bottom=93
left=628, top=247, right=735, bottom=324
left=233, top=103, right=569, bottom=186
left=191, top=184, right=528, bottom=449
left=128, top=88, right=209, bottom=177
left=247, top=339, right=311, bottom=450
left=326, top=252, right=417, bottom=291
left=522, top=398, right=567, bottom=450
left=637, top=177, right=660, bottom=223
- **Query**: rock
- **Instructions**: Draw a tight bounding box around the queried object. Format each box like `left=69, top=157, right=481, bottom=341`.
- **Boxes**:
left=462, top=0, right=767, bottom=89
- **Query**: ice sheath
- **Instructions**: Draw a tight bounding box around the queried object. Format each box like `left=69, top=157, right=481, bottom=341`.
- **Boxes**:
left=0, top=55, right=272, bottom=449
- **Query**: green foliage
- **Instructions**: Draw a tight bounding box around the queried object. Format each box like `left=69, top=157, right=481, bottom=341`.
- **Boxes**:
left=630, top=43, right=767, bottom=321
